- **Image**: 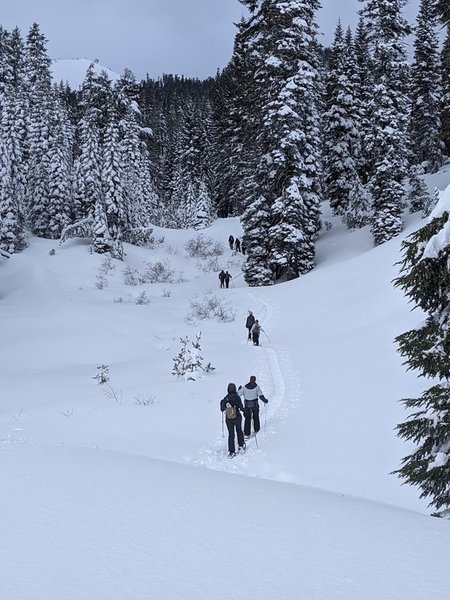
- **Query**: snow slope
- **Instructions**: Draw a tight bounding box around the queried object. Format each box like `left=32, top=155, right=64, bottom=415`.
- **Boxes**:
left=2, top=168, right=450, bottom=598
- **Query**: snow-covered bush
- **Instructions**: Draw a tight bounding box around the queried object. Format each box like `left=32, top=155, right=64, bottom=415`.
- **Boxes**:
left=124, top=227, right=154, bottom=248
left=162, top=289, right=172, bottom=297
left=185, top=234, right=224, bottom=259
left=196, top=257, right=220, bottom=274
left=123, top=265, right=141, bottom=286
left=134, top=393, right=156, bottom=406
left=172, top=332, right=215, bottom=381
left=143, top=259, right=175, bottom=283
left=93, top=364, right=110, bottom=384
left=135, top=291, right=151, bottom=305
left=187, top=292, right=236, bottom=323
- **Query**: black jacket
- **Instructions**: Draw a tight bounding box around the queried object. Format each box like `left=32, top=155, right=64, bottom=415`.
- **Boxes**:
left=246, top=314, right=255, bottom=329
left=220, top=392, right=244, bottom=420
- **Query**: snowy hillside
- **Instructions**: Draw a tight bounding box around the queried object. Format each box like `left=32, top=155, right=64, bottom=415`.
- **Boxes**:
left=51, top=58, right=120, bottom=89
left=1, top=172, right=450, bottom=598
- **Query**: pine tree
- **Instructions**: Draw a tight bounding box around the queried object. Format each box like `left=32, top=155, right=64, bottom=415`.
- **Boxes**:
left=406, top=165, right=432, bottom=214
left=393, top=205, right=450, bottom=514
left=441, top=27, right=450, bottom=155
left=360, top=0, right=411, bottom=245
left=24, top=23, right=53, bottom=236
left=323, top=24, right=370, bottom=227
left=410, top=0, right=444, bottom=173
left=238, top=0, right=322, bottom=285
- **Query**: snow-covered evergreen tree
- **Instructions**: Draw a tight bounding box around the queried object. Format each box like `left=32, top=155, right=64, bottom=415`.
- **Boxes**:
left=323, top=24, right=370, bottom=227
left=360, top=0, right=411, bottom=245
left=406, top=166, right=432, bottom=214
left=102, top=119, right=126, bottom=259
left=393, top=200, right=450, bottom=515
left=410, top=0, right=444, bottom=173
left=441, top=27, right=450, bottom=155
left=238, top=0, right=322, bottom=285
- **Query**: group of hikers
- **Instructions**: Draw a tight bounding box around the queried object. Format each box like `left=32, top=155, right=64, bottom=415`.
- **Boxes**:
left=228, top=235, right=245, bottom=255
left=220, top=376, right=269, bottom=458
left=218, top=270, right=232, bottom=288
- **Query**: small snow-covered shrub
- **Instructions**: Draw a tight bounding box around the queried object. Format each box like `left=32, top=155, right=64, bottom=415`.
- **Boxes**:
left=114, top=296, right=125, bottom=304
left=96, top=273, right=108, bottom=289
left=96, top=256, right=115, bottom=289
left=172, top=332, right=215, bottom=381
left=93, top=364, right=110, bottom=384
left=187, top=292, right=236, bottom=323
left=124, top=227, right=155, bottom=248
left=185, top=234, right=224, bottom=259
left=196, top=257, right=220, bottom=274
left=135, top=291, right=151, bottom=305
left=123, top=265, right=141, bottom=286
left=143, top=259, right=175, bottom=283
left=134, top=393, right=156, bottom=406
left=162, top=289, right=172, bottom=297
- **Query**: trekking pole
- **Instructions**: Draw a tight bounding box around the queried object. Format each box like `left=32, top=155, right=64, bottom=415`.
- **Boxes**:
left=264, top=403, right=267, bottom=434
left=254, top=429, right=259, bottom=449
left=222, top=411, right=225, bottom=437
left=261, top=328, right=271, bottom=342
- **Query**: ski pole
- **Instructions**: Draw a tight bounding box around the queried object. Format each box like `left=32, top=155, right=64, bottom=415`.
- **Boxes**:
left=261, top=328, right=271, bottom=342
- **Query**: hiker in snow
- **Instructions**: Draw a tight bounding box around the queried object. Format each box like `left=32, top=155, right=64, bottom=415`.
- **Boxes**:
left=238, top=375, right=268, bottom=439
left=246, top=310, right=255, bottom=341
left=220, top=382, right=245, bottom=457
left=224, top=271, right=232, bottom=289
left=219, top=270, right=226, bottom=288
left=228, top=235, right=234, bottom=250
left=241, top=243, right=246, bottom=255
left=251, top=319, right=261, bottom=346
left=234, top=238, right=241, bottom=253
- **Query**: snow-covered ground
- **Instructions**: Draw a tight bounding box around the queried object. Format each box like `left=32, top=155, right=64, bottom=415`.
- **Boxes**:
left=2, top=169, right=450, bottom=599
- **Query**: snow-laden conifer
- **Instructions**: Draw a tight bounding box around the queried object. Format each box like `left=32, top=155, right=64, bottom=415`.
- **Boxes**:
left=393, top=195, right=450, bottom=515
left=410, top=0, right=444, bottom=173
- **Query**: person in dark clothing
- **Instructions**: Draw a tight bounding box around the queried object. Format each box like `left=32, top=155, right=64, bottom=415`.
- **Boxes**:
left=251, top=319, right=261, bottom=346
left=245, top=310, right=255, bottom=340
left=218, top=270, right=226, bottom=288
left=241, top=243, right=246, bottom=255
left=228, top=235, right=234, bottom=250
left=224, top=271, right=232, bottom=288
left=234, top=238, right=241, bottom=253
left=238, top=375, right=268, bottom=438
left=220, top=383, right=245, bottom=457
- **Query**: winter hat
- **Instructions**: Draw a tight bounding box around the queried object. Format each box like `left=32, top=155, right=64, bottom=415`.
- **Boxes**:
left=227, top=383, right=237, bottom=394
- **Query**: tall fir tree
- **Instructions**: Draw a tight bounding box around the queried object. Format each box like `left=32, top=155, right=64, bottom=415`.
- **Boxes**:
left=360, top=0, right=411, bottom=245
left=323, top=24, right=370, bottom=227
left=393, top=202, right=450, bottom=515
left=441, top=27, right=450, bottom=155
left=410, top=0, right=444, bottom=173
left=238, top=0, right=322, bottom=285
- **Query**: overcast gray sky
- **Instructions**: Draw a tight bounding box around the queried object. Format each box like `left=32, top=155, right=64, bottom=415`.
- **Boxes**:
left=1, top=0, right=420, bottom=79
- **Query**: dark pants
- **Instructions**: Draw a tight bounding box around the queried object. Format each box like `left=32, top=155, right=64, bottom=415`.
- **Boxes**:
left=252, top=332, right=260, bottom=346
left=244, top=406, right=260, bottom=436
left=246, top=327, right=252, bottom=340
left=220, top=279, right=225, bottom=288
left=226, top=416, right=244, bottom=453
left=225, top=279, right=230, bottom=288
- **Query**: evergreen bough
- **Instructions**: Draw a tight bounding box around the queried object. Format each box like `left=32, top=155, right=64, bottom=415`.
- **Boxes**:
left=393, top=208, right=450, bottom=514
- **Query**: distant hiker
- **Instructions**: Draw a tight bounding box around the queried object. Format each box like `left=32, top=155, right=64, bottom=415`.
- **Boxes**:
left=219, top=270, right=226, bottom=288
left=251, top=319, right=261, bottom=346
left=241, top=243, right=246, bottom=255
left=224, top=271, right=232, bottom=288
left=238, top=375, right=268, bottom=439
left=220, top=382, right=245, bottom=457
left=246, top=310, right=255, bottom=341
left=228, top=235, right=234, bottom=250
left=234, top=238, right=241, bottom=253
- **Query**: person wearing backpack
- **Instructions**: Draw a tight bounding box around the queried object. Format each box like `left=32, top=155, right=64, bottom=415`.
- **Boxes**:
left=238, top=375, right=268, bottom=438
left=218, top=269, right=226, bottom=288
left=251, top=319, right=261, bottom=346
left=220, top=383, right=245, bottom=458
